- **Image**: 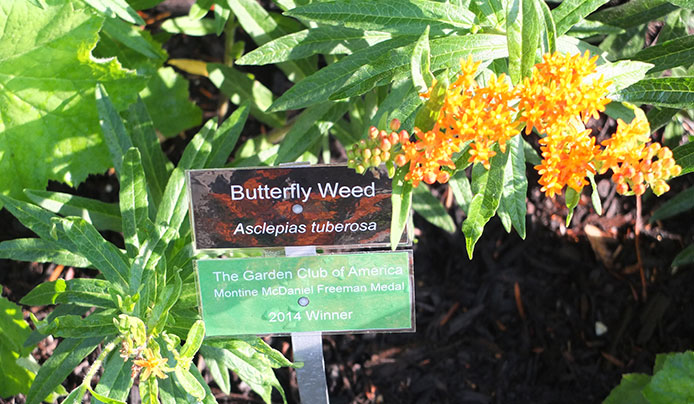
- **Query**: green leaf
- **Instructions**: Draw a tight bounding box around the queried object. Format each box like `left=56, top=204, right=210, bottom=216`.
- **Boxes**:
left=139, top=376, right=159, bottom=404
left=630, top=35, right=694, bottom=74
left=565, top=187, right=581, bottom=226
left=673, top=142, right=694, bottom=175
left=25, top=336, right=104, bottom=404
left=178, top=119, right=217, bottom=170
left=414, top=73, right=449, bottom=131
left=213, top=1, right=231, bottom=35
left=101, top=17, right=165, bottom=60
left=411, top=26, right=433, bottom=94
left=276, top=101, right=348, bottom=164
left=237, top=28, right=392, bottom=65
left=551, top=0, right=610, bottom=36
left=56, top=217, right=130, bottom=290
left=673, top=244, right=694, bottom=266
left=161, top=16, right=217, bottom=36
left=205, top=102, right=250, bottom=168
left=448, top=171, right=473, bottom=214
left=244, top=338, right=295, bottom=369
left=613, top=77, right=694, bottom=109
left=286, top=0, right=475, bottom=35
left=24, top=189, right=121, bottom=232
left=155, top=167, right=188, bottom=233
left=588, top=172, right=602, bottom=215
left=600, top=25, right=648, bottom=60
left=50, top=311, right=119, bottom=338
left=412, top=185, right=456, bottom=233
left=643, top=351, right=694, bottom=403
left=462, top=148, right=509, bottom=258
left=506, top=0, right=541, bottom=84
left=0, top=2, right=146, bottom=206
left=603, top=373, right=651, bottom=404
left=469, top=0, right=505, bottom=26
left=391, top=166, right=413, bottom=249
left=208, top=64, right=286, bottom=128
left=228, top=0, right=314, bottom=82
left=148, top=272, right=182, bottom=334
left=126, top=98, right=173, bottom=209
left=369, top=78, right=421, bottom=135
left=120, top=148, right=149, bottom=256
left=20, top=279, right=114, bottom=308
left=173, top=367, right=205, bottom=401
left=566, top=20, right=625, bottom=38
left=666, top=0, right=694, bottom=8
left=497, top=135, right=527, bottom=238
left=650, top=187, right=694, bottom=222
left=647, top=107, right=681, bottom=134
left=537, top=0, right=556, bottom=54
left=272, top=34, right=507, bottom=111
left=95, top=83, right=135, bottom=177
left=0, top=238, right=91, bottom=268
left=0, top=296, right=32, bottom=355
left=0, top=195, right=69, bottom=246
left=61, top=385, right=87, bottom=404
left=83, top=0, right=145, bottom=25
left=205, top=356, right=231, bottom=394
left=180, top=320, right=205, bottom=361
left=588, top=0, right=678, bottom=28
left=139, top=67, right=203, bottom=137
left=89, top=387, right=126, bottom=404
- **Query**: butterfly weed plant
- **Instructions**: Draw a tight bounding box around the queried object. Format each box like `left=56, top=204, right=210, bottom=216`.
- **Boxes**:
left=1, top=0, right=693, bottom=403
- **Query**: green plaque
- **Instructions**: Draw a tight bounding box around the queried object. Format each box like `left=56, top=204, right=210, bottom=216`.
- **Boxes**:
left=196, top=251, right=414, bottom=336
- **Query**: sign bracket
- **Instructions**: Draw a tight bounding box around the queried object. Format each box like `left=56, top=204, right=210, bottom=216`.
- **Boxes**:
left=285, top=246, right=329, bottom=403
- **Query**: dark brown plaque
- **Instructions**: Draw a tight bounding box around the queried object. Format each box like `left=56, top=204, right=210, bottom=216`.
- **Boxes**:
left=187, top=165, right=407, bottom=249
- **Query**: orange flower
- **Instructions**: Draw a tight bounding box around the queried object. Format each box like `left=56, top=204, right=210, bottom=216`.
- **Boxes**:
left=133, top=348, right=169, bottom=381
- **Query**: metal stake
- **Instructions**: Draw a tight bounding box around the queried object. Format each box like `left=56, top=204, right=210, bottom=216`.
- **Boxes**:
left=285, top=246, right=329, bottom=404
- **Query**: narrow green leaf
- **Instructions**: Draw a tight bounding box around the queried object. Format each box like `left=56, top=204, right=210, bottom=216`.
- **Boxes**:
left=600, top=25, right=648, bottom=60
left=391, top=167, right=413, bottom=249
left=673, top=142, right=694, bottom=175
left=148, top=272, right=183, bottom=334
left=369, top=78, right=421, bottom=135
left=237, top=28, right=392, bottom=65
left=50, top=311, right=119, bottom=338
left=120, top=148, right=149, bottom=256
left=276, top=101, right=348, bottom=164
left=647, top=107, right=681, bottom=134
left=24, top=189, right=121, bottom=232
left=243, top=338, right=295, bottom=369
left=507, top=0, right=540, bottom=84
left=462, top=148, right=509, bottom=258
left=178, top=119, right=217, bottom=170
left=56, top=217, right=130, bottom=290
left=588, top=172, right=602, bottom=215
left=650, top=187, right=694, bottom=222
left=20, top=278, right=114, bottom=308
left=630, top=35, right=694, bottom=74
left=83, top=0, right=144, bottom=24
left=285, top=0, right=475, bottom=34
left=565, top=187, right=581, bottom=226
left=25, top=336, right=104, bottom=404
left=206, top=102, right=251, bottom=168
left=139, top=376, right=159, bottom=404
left=155, top=167, right=188, bottom=232
left=126, top=98, right=172, bottom=209
left=61, top=386, right=87, bottom=404
left=157, top=377, right=189, bottom=404
left=89, top=387, right=126, bottom=404
left=208, top=64, right=286, bottom=128
left=551, top=0, right=610, bottom=36
left=673, top=244, right=694, bottom=267
left=0, top=238, right=90, bottom=268
left=588, top=0, right=678, bottom=28
left=448, top=171, right=473, bottom=214
left=213, top=1, right=231, bottom=36
left=160, top=16, right=217, bottom=36
left=537, top=0, right=556, bottom=54
left=180, top=320, right=205, bottom=361
left=469, top=0, right=505, bottom=27
left=95, top=83, right=134, bottom=176
left=411, top=26, right=433, bottom=94
left=498, top=135, right=527, bottom=238
left=613, top=77, right=694, bottom=109
left=205, top=356, right=231, bottom=394
left=174, top=367, right=205, bottom=401
left=566, top=20, right=625, bottom=38
left=188, top=0, right=213, bottom=20
left=666, top=0, right=694, bottom=8
left=102, top=17, right=163, bottom=60
left=228, top=0, right=314, bottom=81
left=412, top=185, right=456, bottom=233
left=93, top=352, right=134, bottom=404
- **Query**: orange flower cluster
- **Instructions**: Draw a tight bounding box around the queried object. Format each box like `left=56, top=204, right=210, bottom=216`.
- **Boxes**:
left=597, top=114, right=681, bottom=196
left=360, top=50, right=681, bottom=199
left=393, top=57, right=519, bottom=186
left=348, top=119, right=408, bottom=176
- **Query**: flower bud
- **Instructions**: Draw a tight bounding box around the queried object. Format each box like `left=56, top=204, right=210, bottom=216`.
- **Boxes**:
left=399, top=130, right=410, bottom=144
left=437, top=171, right=451, bottom=183
left=394, top=154, right=407, bottom=167
left=355, top=164, right=366, bottom=174
left=381, top=151, right=391, bottom=161
left=380, top=138, right=392, bottom=151
left=389, top=118, right=401, bottom=131
left=369, top=126, right=379, bottom=139
left=371, top=155, right=382, bottom=166
left=423, top=172, right=437, bottom=185
left=362, top=148, right=372, bottom=159
left=389, top=132, right=399, bottom=145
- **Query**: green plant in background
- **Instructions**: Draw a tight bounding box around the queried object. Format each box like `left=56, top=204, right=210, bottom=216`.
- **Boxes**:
left=1, top=0, right=693, bottom=403
left=0, top=91, right=293, bottom=403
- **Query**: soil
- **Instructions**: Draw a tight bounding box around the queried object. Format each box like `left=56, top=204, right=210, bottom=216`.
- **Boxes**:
left=2, top=1, right=694, bottom=403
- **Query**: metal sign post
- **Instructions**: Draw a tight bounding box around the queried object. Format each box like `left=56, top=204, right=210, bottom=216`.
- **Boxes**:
left=285, top=246, right=330, bottom=404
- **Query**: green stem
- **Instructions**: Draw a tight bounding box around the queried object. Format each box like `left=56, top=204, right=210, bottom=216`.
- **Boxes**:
left=82, top=337, right=122, bottom=390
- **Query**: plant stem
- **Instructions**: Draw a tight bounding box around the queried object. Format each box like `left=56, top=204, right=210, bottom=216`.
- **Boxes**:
left=635, top=195, right=647, bottom=300
left=82, top=337, right=122, bottom=391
